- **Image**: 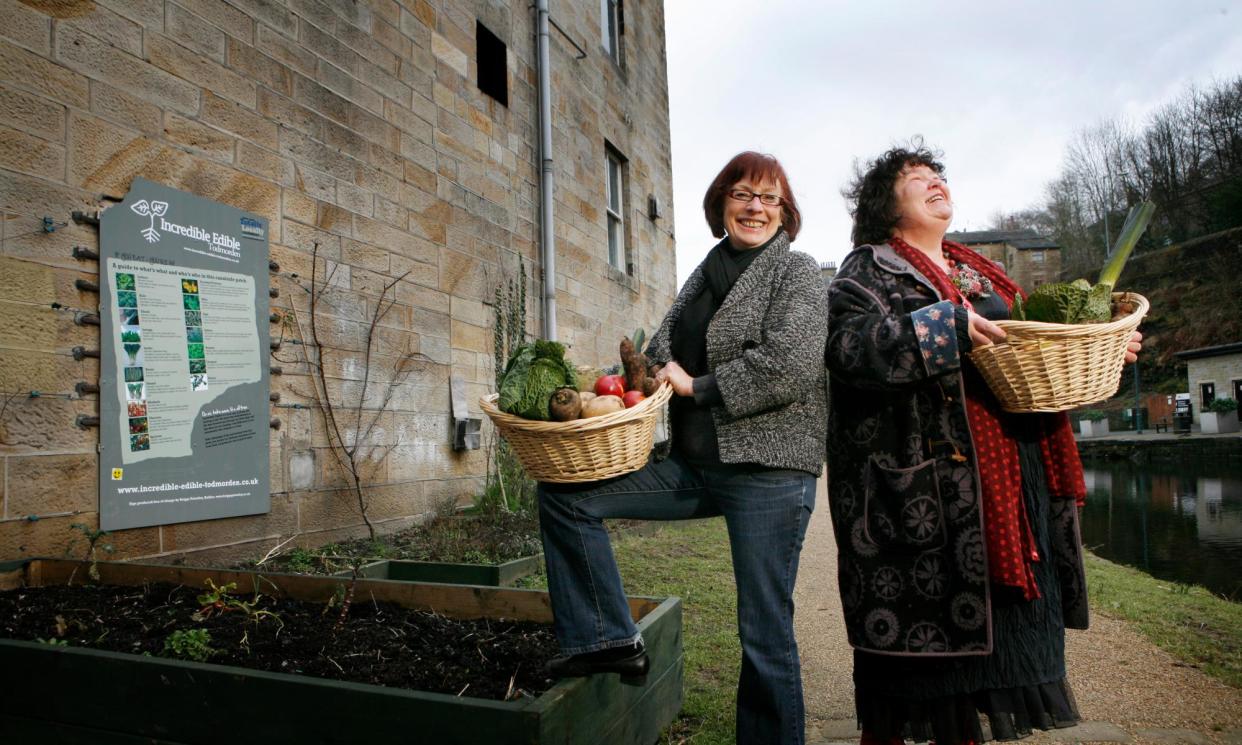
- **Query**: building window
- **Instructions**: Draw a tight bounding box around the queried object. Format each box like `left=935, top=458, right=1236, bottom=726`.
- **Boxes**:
left=1201, top=382, right=1216, bottom=408
left=476, top=21, right=507, bottom=106
left=1030, top=250, right=1045, bottom=263
left=605, top=146, right=626, bottom=272
left=601, top=0, right=622, bottom=65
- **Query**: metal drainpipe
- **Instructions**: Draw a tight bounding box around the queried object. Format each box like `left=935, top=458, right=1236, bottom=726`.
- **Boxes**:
left=536, top=0, right=557, bottom=341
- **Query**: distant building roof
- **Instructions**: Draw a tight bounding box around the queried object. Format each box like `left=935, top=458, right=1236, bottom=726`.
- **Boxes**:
left=1174, top=342, right=1242, bottom=361
left=947, top=229, right=1058, bottom=250
left=1011, top=237, right=1059, bottom=250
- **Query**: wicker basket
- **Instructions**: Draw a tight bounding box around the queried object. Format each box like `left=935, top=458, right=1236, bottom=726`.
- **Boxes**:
left=968, top=292, right=1149, bottom=413
left=479, top=383, right=674, bottom=483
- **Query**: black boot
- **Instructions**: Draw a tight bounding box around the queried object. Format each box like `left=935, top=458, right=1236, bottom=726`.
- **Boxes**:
left=547, top=641, right=649, bottom=685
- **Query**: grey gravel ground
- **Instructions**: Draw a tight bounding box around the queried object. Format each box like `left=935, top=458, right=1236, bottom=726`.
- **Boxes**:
left=795, top=477, right=1242, bottom=745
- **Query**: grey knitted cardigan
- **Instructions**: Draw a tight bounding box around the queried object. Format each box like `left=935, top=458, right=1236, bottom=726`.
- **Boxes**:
left=646, top=231, right=828, bottom=475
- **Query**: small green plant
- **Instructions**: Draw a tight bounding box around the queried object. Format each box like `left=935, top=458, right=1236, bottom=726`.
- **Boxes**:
left=1080, top=409, right=1109, bottom=422
left=66, top=523, right=113, bottom=584
left=35, top=637, right=69, bottom=646
left=193, top=578, right=282, bottom=627
left=285, top=547, right=318, bottom=573
left=1206, top=397, right=1238, bottom=414
left=120, top=329, right=141, bottom=343
left=163, top=628, right=216, bottom=662
left=194, top=578, right=240, bottom=620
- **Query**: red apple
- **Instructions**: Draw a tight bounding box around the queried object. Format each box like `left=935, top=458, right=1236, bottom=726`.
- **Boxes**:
left=594, top=374, right=626, bottom=398
left=622, top=390, right=646, bottom=408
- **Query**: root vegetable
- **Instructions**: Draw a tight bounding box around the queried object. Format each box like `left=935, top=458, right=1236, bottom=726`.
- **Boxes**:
left=620, top=337, right=647, bottom=393
left=548, top=387, right=582, bottom=421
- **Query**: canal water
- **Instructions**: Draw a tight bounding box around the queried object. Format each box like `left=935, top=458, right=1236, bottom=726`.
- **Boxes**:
left=1080, top=459, right=1242, bottom=600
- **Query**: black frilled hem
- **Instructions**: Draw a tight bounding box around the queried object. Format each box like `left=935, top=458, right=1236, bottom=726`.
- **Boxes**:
left=856, top=677, right=1080, bottom=744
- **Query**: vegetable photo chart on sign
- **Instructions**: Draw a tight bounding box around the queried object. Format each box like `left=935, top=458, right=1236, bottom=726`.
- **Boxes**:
left=97, top=178, right=270, bottom=531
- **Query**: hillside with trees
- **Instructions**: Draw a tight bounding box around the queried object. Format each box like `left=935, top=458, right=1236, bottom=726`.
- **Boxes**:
left=992, top=76, right=1242, bottom=392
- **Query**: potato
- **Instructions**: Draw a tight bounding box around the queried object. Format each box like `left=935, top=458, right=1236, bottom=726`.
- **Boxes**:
left=581, top=395, right=624, bottom=418
left=578, top=391, right=597, bottom=405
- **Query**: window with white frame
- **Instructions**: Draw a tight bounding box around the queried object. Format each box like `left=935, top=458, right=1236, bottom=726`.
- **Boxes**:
left=1030, top=250, right=1045, bottom=263
left=605, top=147, right=626, bottom=272
left=601, top=0, right=622, bottom=65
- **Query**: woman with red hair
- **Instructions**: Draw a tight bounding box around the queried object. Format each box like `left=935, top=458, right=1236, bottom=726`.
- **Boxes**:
left=539, top=151, right=828, bottom=744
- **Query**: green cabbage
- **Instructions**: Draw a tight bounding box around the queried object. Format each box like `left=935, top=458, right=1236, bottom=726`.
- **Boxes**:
left=498, top=341, right=578, bottom=420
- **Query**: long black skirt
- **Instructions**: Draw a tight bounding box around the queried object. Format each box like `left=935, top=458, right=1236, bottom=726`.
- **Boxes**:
left=852, top=442, right=1081, bottom=744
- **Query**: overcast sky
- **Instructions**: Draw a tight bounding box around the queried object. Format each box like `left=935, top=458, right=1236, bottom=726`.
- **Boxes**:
left=663, top=1, right=1242, bottom=286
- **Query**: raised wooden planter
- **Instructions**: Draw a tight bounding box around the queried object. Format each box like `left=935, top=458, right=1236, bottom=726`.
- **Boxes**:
left=0, top=558, right=683, bottom=745
left=343, top=554, right=544, bottom=586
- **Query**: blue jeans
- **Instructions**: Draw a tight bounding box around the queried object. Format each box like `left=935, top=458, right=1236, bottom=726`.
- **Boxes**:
left=538, top=453, right=816, bottom=745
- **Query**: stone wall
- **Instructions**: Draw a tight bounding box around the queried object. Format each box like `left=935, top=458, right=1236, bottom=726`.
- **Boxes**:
left=0, top=0, right=676, bottom=562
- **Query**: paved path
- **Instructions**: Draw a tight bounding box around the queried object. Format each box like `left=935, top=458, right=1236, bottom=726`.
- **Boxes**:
left=794, top=478, right=1242, bottom=745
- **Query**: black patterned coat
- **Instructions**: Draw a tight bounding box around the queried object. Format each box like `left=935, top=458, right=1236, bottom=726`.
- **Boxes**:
left=825, top=243, right=1088, bottom=658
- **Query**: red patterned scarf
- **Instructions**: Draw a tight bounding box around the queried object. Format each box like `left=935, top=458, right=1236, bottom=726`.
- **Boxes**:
left=889, top=236, right=1086, bottom=600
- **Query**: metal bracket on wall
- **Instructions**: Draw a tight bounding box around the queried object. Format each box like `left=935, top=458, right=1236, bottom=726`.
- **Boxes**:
left=74, top=279, right=99, bottom=293
left=75, top=415, right=100, bottom=429
left=71, top=211, right=100, bottom=227
left=449, top=373, right=482, bottom=451
left=72, top=346, right=100, bottom=361
left=72, top=246, right=99, bottom=261
left=75, top=382, right=100, bottom=396
left=74, top=312, right=100, bottom=327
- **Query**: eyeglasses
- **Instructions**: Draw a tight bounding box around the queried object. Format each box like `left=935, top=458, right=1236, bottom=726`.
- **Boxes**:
left=727, top=188, right=784, bottom=206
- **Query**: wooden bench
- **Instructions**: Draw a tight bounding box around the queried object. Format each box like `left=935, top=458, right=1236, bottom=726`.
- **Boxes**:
left=1155, top=418, right=1170, bottom=433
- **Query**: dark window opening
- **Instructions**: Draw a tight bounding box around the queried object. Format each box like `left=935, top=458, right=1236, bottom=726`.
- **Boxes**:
left=476, top=21, right=507, bottom=106
left=1201, top=382, right=1215, bottom=408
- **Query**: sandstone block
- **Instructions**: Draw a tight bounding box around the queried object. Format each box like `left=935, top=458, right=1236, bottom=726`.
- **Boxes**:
left=255, top=22, right=315, bottom=77
left=202, top=92, right=278, bottom=150
left=257, top=87, right=323, bottom=139
left=225, top=36, right=293, bottom=96
left=62, top=3, right=144, bottom=56
left=235, top=141, right=294, bottom=186
left=162, top=112, right=235, bottom=163
left=0, top=0, right=52, bottom=55
left=54, top=25, right=195, bottom=113
left=0, top=38, right=89, bottom=108
left=0, top=123, right=64, bottom=178
left=315, top=59, right=384, bottom=117
left=173, top=0, right=254, bottom=43
left=0, top=83, right=64, bottom=141
left=146, top=32, right=256, bottom=108
left=7, top=453, right=98, bottom=516
left=89, top=80, right=162, bottom=136
left=161, top=502, right=296, bottom=553
left=0, top=396, right=98, bottom=455
left=224, top=0, right=295, bottom=38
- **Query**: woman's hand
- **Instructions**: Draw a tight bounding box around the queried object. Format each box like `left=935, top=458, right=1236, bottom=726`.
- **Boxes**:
left=654, top=360, right=695, bottom=397
left=968, top=310, right=1007, bottom=348
left=1124, top=330, right=1143, bottom=364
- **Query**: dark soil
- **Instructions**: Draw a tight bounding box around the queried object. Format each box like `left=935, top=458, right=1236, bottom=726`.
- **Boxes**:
left=0, top=581, right=559, bottom=701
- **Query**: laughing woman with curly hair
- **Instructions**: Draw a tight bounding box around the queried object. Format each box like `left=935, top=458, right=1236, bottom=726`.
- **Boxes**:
left=823, top=141, right=1141, bottom=745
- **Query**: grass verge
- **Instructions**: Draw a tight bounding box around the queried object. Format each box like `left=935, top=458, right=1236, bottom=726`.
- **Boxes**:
left=1084, top=550, right=1242, bottom=688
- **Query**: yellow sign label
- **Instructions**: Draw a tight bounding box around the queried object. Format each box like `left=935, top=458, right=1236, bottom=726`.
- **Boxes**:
left=111, top=468, right=124, bottom=480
